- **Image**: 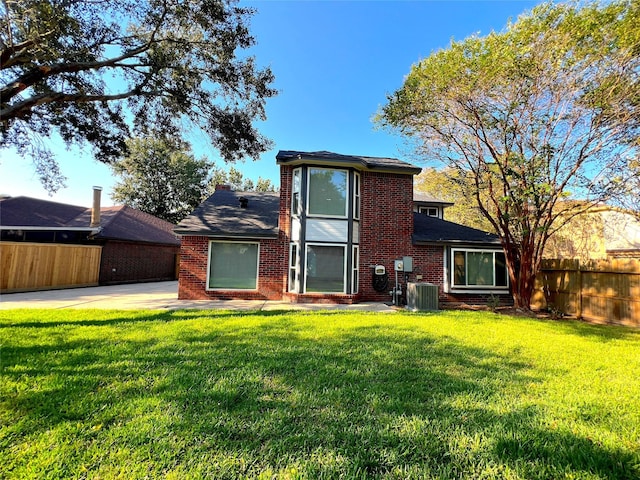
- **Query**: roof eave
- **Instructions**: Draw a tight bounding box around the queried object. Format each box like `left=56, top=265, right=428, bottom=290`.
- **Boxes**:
left=1, top=225, right=101, bottom=233
left=276, top=154, right=421, bottom=175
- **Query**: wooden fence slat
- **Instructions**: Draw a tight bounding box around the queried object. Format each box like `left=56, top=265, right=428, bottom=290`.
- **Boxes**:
left=1, top=242, right=102, bottom=292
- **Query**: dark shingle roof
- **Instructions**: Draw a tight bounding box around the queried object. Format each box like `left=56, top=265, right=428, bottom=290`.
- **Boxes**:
left=413, top=213, right=501, bottom=245
left=0, top=196, right=88, bottom=227
left=276, top=150, right=421, bottom=175
left=0, top=196, right=179, bottom=245
left=174, top=190, right=280, bottom=238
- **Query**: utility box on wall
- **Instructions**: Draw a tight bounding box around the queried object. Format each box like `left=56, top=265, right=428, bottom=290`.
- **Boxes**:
left=406, top=282, right=439, bottom=311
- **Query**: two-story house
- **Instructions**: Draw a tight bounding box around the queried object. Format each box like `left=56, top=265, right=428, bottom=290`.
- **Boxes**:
left=175, top=150, right=510, bottom=306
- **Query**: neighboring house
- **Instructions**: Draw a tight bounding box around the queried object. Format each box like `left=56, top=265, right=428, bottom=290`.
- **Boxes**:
left=544, top=206, right=640, bottom=261
left=1, top=190, right=180, bottom=286
left=174, top=151, right=510, bottom=303
left=175, top=150, right=509, bottom=306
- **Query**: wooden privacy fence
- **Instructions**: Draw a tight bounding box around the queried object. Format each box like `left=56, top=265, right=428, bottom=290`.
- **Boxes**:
left=532, top=258, right=640, bottom=327
left=1, top=242, right=102, bottom=292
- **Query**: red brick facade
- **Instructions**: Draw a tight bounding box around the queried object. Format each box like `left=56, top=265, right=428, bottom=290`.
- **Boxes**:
left=178, top=163, right=509, bottom=305
left=99, top=241, right=179, bottom=285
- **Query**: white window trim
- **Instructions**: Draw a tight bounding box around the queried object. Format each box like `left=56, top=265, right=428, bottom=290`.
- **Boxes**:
left=419, top=206, right=439, bottom=217
left=450, top=248, right=509, bottom=291
left=306, top=167, right=349, bottom=219
left=206, top=240, right=260, bottom=291
left=304, top=242, right=347, bottom=294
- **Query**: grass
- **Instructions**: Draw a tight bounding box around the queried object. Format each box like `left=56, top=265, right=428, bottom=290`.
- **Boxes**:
left=1, top=308, right=639, bottom=479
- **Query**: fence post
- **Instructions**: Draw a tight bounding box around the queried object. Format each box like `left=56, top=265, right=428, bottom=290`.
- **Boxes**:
left=576, top=260, right=582, bottom=320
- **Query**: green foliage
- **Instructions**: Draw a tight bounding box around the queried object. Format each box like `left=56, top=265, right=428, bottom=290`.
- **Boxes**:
left=111, top=137, right=211, bottom=223
left=0, top=0, right=276, bottom=192
left=208, top=165, right=277, bottom=192
left=379, top=0, right=640, bottom=308
left=2, top=309, right=639, bottom=479
left=415, top=167, right=494, bottom=232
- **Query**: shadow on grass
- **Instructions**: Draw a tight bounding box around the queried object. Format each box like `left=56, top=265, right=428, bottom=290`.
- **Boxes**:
left=2, top=312, right=638, bottom=479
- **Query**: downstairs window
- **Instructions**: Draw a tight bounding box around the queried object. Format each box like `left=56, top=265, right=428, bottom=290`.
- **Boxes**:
left=208, top=241, right=259, bottom=290
left=452, top=249, right=508, bottom=288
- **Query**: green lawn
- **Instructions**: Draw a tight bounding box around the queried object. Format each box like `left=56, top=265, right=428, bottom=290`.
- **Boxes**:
left=1, top=309, right=639, bottom=479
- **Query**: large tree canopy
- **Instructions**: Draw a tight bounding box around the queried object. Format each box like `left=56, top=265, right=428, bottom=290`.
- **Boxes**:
left=111, top=136, right=212, bottom=224
left=379, top=0, right=639, bottom=309
left=0, top=0, right=276, bottom=191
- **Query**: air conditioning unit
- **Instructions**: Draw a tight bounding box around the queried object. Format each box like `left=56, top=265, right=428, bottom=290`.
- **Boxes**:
left=406, top=282, right=439, bottom=311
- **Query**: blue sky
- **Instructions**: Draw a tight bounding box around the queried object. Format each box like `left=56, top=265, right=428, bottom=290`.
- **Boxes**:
left=0, top=0, right=538, bottom=207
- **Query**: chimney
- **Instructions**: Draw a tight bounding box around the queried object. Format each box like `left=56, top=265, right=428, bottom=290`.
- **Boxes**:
left=90, top=186, right=102, bottom=227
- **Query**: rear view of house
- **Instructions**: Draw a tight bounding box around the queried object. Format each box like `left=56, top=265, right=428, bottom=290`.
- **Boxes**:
left=175, top=150, right=510, bottom=306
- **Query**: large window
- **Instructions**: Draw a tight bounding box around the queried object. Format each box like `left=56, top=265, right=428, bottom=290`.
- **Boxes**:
left=308, top=168, right=348, bottom=217
left=452, top=249, right=508, bottom=288
left=208, top=241, right=259, bottom=290
left=305, top=244, right=346, bottom=293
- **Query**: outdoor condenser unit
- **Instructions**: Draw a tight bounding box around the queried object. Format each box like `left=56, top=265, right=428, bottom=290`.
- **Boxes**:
left=406, top=282, right=439, bottom=311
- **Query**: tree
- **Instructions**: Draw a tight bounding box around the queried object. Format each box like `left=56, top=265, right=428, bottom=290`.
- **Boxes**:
left=415, top=167, right=494, bottom=232
left=379, top=0, right=639, bottom=309
left=111, top=137, right=211, bottom=223
left=207, top=165, right=277, bottom=192
left=1, top=0, right=276, bottom=192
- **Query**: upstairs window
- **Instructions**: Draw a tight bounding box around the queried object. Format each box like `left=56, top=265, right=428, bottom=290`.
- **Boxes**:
left=452, top=249, right=508, bottom=288
left=291, top=168, right=301, bottom=216
left=353, top=172, right=361, bottom=219
left=308, top=168, right=348, bottom=217
left=419, top=206, right=439, bottom=217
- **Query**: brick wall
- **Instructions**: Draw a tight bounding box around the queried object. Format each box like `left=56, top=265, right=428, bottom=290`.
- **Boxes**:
left=99, top=241, right=179, bottom=285
left=359, top=171, right=415, bottom=301
left=177, top=235, right=287, bottom=300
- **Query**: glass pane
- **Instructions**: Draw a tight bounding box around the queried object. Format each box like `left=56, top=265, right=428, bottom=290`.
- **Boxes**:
left=306, top=245, right=345, bottom=293
left=467, top=252, right=493, bottom=286
left=209, top=243, right=258, bottom=289
left=453, top=251, right=466, bottom=286
left=308, top=168, right=347, bottom=216
left=495, top=251, right=508, bottom=287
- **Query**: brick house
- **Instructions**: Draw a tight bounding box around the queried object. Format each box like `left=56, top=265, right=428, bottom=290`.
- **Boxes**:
left=1, top=191, right=180, bottom=286
left=175, top=150, right=510, bottom=306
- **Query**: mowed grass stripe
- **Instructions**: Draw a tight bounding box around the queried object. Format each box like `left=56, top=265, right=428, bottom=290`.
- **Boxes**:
left=1, top=309, right=639, bottom=479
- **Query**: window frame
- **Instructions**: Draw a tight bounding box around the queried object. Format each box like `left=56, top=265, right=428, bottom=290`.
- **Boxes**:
left=304, top=243, right=347, bottom=294
left=352, top=245, right=359, bottom=294
left=306, top=167, right=349, bottom=218
left=291, top=167, right=302, bottom=217
left=450, top=248, right=509, bottom=290
left=419, top=206, right=439, bottom=217
left=206, top=240, right=260, bottom=291
left=353, top=171, right=361, bottom=220
left=288, top=242, right=299, bottom=293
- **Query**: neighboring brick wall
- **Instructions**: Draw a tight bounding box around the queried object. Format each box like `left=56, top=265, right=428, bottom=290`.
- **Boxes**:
left=177, top=235, right=287, bottom=301
left=99, top=241, right=179, bottom=285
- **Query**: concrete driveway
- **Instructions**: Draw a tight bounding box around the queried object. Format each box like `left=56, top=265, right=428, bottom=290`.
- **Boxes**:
left=0, top=281, right=396, bottom=312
